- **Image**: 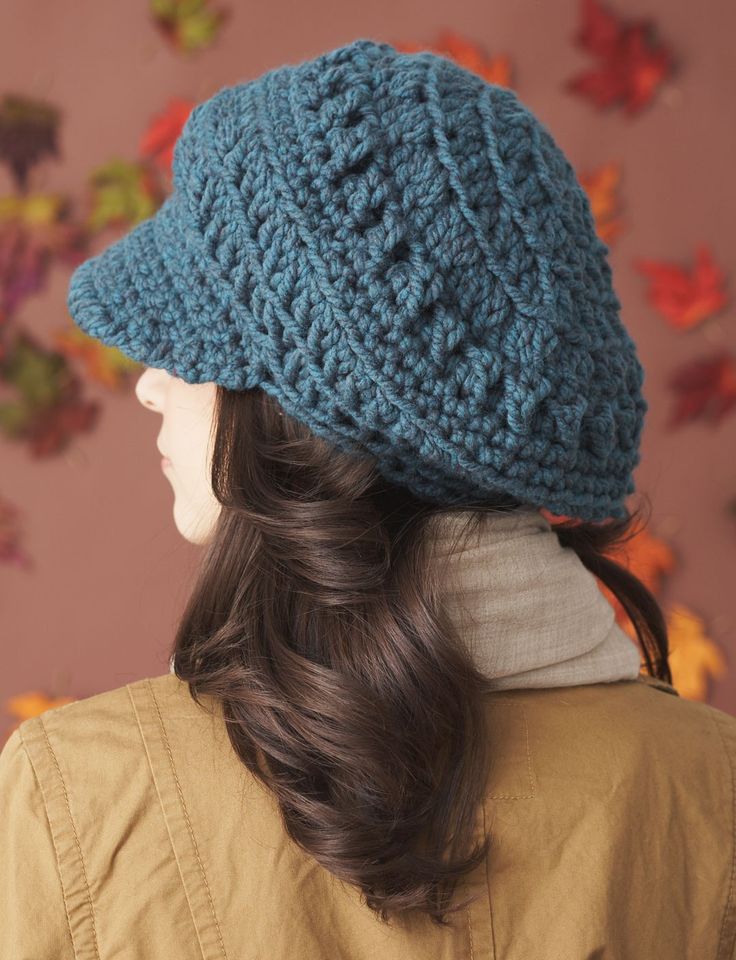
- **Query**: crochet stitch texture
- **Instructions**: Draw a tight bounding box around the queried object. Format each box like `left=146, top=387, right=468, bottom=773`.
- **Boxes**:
left=66, top=37, right=648, bottom=521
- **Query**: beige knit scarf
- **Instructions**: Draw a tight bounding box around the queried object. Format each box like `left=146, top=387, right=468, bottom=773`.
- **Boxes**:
left=427, top=504, right=642, bottom=689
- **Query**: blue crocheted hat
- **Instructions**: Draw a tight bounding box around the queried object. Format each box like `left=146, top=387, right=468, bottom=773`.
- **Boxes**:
left=66, top=37, right=647, bottom=522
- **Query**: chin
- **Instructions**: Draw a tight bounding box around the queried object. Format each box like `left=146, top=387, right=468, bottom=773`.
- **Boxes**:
left=173, top=501, right=219, bottom=546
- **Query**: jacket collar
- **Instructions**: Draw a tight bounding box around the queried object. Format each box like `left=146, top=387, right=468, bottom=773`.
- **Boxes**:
left=427, top=505, right=642, bottom=689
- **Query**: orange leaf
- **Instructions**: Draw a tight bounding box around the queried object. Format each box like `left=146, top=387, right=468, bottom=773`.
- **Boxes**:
left=393, top=31, right=513, bottom=87
left=633, top=244, right=728, bottom=330
left=597, top=521, right=677, bottom=633
left=605, top=522, right=677, bottom=596
left=53, top=326, right=143, bottom=390
left=4, top=690, right=76, bottom=720
left=665, top=603, right=728, bottom=702
left=542, top=510, right=677, bottom=639
left=579, top=162, right=626, bottom=246
left=3, top=690, right=77, bottom=740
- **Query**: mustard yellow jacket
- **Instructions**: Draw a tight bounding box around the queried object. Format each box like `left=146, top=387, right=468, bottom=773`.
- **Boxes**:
left=1, top=670, right=735, bottom=959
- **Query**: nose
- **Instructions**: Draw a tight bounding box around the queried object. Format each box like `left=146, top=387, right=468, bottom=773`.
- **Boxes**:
left=134, top=366, right=168, bottom=412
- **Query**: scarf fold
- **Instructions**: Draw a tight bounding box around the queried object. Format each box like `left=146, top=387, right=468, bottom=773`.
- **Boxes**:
left=427, top=504, right=642, bottom=689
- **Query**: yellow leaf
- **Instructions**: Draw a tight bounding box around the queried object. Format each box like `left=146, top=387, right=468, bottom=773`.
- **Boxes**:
left=666, top=603, right=728, bottom=702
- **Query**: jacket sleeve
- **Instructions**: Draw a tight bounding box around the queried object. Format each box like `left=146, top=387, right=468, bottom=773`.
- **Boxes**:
left=0, top=726, right=75, bottom=959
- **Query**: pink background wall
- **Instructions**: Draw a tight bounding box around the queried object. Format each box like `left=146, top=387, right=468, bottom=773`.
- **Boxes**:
left=2, top=0, right=734, bottom=738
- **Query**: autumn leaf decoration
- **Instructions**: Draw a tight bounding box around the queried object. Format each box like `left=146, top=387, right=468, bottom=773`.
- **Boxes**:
left=393, top=29, right=513, bottom=88
left=578, top=162, right=625, bottom=247
left=150, top=0, right=230, bottom=55
left=632, top=245, right=733, bottom=428
left=2, top=690, right=77, bottom=744
left=633, top=244, right=729, bottom=331
left=50, top=103, right=191, bottom=385
left=566, top=0, right=676, bottom=115
left=579, top=515, right=676, bottom=646
left=0, top=329, right=98, bottom=455
left=0, top=94, right=60, bottom=192
left=598, top=526, right=727, bottom=702
left=0, top=194, right=88, bottom=333
left=665, top=604, right=729, bottom=702
left=0, top=93, right=106, bottom=464
left=139, top=97, right=195, bottom=176
left=542, top=509, right=728, bottom=702
left=0, top=93, right=155, bottom=420
left=53, top=327, right=143, bottom=391
left=82, top=158, right=164, bottom=234
left=0, top=205, right=57, bottom=324
left=666, top=351, right=736, bottom=428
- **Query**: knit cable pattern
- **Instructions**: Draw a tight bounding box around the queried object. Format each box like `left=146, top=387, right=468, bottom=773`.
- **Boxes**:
left=66, top=37, right=648, bottom=521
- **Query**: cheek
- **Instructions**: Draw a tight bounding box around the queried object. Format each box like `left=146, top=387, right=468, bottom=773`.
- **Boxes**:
left=162, top=382, right=216, bottom=485
left=171, top=421, right=213, bottom=488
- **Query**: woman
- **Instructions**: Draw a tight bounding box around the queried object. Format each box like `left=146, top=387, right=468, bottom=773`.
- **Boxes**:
left=2, top=38, right=734, bottom=960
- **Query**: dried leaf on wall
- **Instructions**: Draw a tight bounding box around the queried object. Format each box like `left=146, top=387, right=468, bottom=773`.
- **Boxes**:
left=139, top=97, right=196, bottom=175
left=591, top=518, right=728, bottom=702
left=578, top=162, right=625, bottom=246
left=666, top=603, right=729, bottom=701
left=602, top=520, right=677, bottom=604
left=0, top=194, right=88, bottom=322
left=83, top=158, right=165, bottom=234
left=393, top=30, right=513, bottom=88
left=667, top=350, right=736, bottom=427
left=633, top=244, right=728, bottom=331
left=566, top=0, right=676, bottom=115
left=2, top=690, right=77, bottom=744
left=0, top=93, right=60, bottom=191
left=53, top=327, right=143, bottom=390
left=0, top=329, right=99, bottom=455
left=150, top=0, right=230, bottom=55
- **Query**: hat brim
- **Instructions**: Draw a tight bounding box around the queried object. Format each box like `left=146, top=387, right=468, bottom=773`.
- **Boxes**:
left=66, top=193, right=248, bottom=387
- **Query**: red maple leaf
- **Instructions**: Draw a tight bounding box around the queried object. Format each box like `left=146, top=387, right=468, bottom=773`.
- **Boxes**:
left=667, top=351, right=736, bottom=428
left=566, top=0, right=675, bottom=115
left=139, top=98, right=196, bottom=176
left=634, top=244, right=728, bottom=331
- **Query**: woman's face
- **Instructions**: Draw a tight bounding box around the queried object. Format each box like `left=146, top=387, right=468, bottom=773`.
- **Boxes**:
left=134, top=366, right=221, bottom=545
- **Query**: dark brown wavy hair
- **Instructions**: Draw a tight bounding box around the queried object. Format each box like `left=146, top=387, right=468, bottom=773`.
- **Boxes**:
left=171, top=385, right=671, bottom=928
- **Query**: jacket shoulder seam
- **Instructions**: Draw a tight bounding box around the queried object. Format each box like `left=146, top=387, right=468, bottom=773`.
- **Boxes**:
left=19, top=716, right=102, bottom=960
left=146, top=677, right=229, bottom=958
left=712, top=708, right=736, bottom=959
left=127, top=677, right=230, bottom=959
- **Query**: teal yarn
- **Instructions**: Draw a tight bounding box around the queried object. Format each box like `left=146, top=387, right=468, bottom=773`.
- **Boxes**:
left=66, top=37, right=647, bottom=522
